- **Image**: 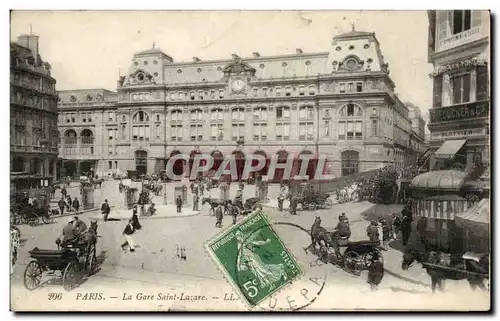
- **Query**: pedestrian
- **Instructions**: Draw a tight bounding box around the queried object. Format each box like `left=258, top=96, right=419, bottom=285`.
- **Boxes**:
left=417, top=217, right=428, bottom=250
left=215, top=205, right=223, bottom=228
left=277, top=194, right=285, bottom=211
left=366, top=221, right=379, bottom=242
left=379, top=218, right=390, bottom=250
left=58, top=197, right=66, bottom=216
left=61, top=187, right=67, bottom=199
left=131, top=205, right=142, bottom=230
left=147, top=203, right=156, bottom=216
left=121, top=219, right=136, bottom=252
left=176, top=195, right=183, bottom=213
left=193, top=193, right=199, bottom=211
left=289, top=196, right=298, bottom=215
left=391, top=213, right=401, bottom=240
left=66, top=195, right=72, bottom=212
left=367, top=251, right=384, bottom=291
left=199, top=183, right=204, bottom=196
left=101, top=199, right=110, bottom=222
left=230, top=204, right=238, bottom=225
left=72, top=197, right=80, bottom=214
left=401, top=215, right=412, bottom=246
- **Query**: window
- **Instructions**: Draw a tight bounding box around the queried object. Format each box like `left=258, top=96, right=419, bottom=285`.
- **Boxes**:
left=219, top=89, right=225, bottom=99
left=262, top=88, right=268, bottom=96
left=190, top=125, right=203, bottom=141
left=452, top=10, right=471, bottom=35
left=121, top=125, right=126, bottom=139
left=324, top=121, right=330, bottom=137
left=339, top=83, right=346, bottom=93
left=115, top=161, right=118, bottom=168
left=133, top=111, right=149, bottom=122
left=309, top=85, right=316, bottom=95
left=299, top=86, right=305, bottom=96
left=276, top=123, right=290, bottom=141
left=132, top=125, right=150, bottom=141
left=451, top=73, right=471, bottom=104
left=253, top=123, right=267, bottom=141
left=232, top=124, right=245, bottom=141
left=253, top=107, right=267, bottom=121
left=276, top=87, right=281, bottom=96
left=211, top=124, right=224, bottom=141
left=155, top=124, right=161, bottom=139
left=341, top=150, right=359, bottom=176
left=338, top=121, right=363, bottom=140
left=356, top=82, right=363, bottom=92
left=190, top=92, right=195, bottom=100
left=108, top=146, right=113, bottom=155
left=232, top=108, right=245, bottom=122
left=199, top=91, right=204, bottom=100
left=211, top=109, right=224, bottom=121
left=108, top=161, right=112, bottom=170
left=347, top=83, right=354, bottom=92
left=156, top=114, right=160, bottom=122
left=372, top=108, right=377, bottom=116
left=299, top=106, right=314, bottom=120
left=179, top=92, right=185, bottom=100
left=371, top=119, right=378, bottom=136
left=171, top=125, right=182, bottom=141
left=108, top=112, right=115, bottom=122
left=276, top=106, right=290, bottom=120
left=210, top=90, right=215, bottom=99
left=71, top=113, right=76, bottom=123
left=190, top=109, right=203, bottom=122
left=285, top=87, right=292, bottom=96
left=108, top=129, right=114, bottom=141
left=253, top=88, right=258, bottom=97
left=171, top=110, right=182, bottom=122
left=299, top=122, right=314, bottom=140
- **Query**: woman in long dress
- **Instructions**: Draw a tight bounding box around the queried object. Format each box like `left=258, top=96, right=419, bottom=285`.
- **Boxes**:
left=235, top=230, right=287, bottom=291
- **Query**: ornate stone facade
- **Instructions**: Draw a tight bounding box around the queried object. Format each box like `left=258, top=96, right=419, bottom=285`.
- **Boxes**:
left=58, top=30, right=422, bottom=179
left=10, top=34, right=58, bottom=184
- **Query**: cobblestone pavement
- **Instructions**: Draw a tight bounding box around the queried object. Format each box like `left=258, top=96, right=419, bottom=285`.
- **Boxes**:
left=11, top=181, right=489, bottom=311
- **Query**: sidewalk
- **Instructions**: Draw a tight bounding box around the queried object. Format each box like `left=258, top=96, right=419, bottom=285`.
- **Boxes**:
left=89, top=204, right=201, bottom=221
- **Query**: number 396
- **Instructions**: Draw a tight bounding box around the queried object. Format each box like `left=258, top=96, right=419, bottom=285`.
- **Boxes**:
left=243, top=280, right=259, bottom=298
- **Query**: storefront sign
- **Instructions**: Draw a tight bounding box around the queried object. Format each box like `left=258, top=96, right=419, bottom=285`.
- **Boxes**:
left=430, top=127, right=486, bottom=140
left=438, top=26, right=482, bottom=52
left=430, top=101, right=489, bottom=123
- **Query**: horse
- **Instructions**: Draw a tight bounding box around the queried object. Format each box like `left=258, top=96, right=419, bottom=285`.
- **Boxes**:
left=402, top=248, right=489, bottom=293
left=202, top=197, right=228, bottom=215
left=92, top=179, right=103, bottom=189
left=152, top=184, right=163, bottom=196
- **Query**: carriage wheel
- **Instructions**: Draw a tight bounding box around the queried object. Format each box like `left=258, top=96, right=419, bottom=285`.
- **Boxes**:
left=324, top=199, right=333, bottom=209
left=308, top=202, right=317, bottom=211
left=24, top=261, right=43, bottom=290
left=62, top=261, right=80, bottom=292
left=344, top=251, right=363, bottom=274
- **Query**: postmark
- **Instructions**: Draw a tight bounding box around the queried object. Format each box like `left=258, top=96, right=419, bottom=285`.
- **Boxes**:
left=206, top=210, right=303, bottom=307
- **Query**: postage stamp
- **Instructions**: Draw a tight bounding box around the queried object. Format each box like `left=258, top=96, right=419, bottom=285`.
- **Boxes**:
left=206, top=210, right=303, bottom=307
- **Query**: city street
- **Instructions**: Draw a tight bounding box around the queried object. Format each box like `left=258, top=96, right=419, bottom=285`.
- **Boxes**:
left=11, top=180, right=489, bottom=311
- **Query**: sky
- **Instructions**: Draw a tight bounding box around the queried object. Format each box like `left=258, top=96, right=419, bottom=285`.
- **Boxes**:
left=10, top=10, right=433, bottom=119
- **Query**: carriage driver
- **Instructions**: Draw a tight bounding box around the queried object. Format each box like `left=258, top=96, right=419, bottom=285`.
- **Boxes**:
left=334, top=214, right=351, bottom=239
left=56, top=217, right=76, bottom=247
left=73, top=216, right=87, bottom=236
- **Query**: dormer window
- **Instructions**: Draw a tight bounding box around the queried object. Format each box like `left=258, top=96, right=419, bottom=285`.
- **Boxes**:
left=199, top=91, right=204, bottom=100
left=309, top=85, right=316, bottom=95
left=190, top=91, right=195, bottom=100
left=262, top=88, right=268, bottom=97
left=299, top=86, right=305, bottom=96
left=219, top=89, right=225, bottom=99
left=285, top=87, right=292, bottom=96
left=276, top=87, right=281, bottom=97
left=136, top=72, right=145, bottom=82
left=179, top=92, right=185, bottom=100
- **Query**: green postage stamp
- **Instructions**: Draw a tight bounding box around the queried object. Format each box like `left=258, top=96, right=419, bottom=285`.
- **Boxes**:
left=206, top=210, right=303, bottom=307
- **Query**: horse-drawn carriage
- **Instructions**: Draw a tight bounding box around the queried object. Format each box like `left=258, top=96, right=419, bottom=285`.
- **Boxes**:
left=13, top=201, right=54, bottom=226
left=231, top=197, right=262, bottom=215
left=24, top=222, right=99, bottom=292
left=310, top=216, right=383, bottom=275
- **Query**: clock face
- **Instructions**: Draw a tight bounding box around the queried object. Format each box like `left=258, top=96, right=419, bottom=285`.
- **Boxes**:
left=232, top=79, right=245, bottom=92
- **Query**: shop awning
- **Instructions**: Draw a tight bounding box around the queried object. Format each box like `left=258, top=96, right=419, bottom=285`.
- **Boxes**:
left=434, top=139, right=466, bottom=159
left=455, top=198, right=490, bottom=232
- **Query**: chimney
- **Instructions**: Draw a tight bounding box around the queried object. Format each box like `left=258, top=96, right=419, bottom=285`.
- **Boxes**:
left=252, top=52, right=260, bottom=58
left=17, top=34, right=40, bottom=65
left=192, top=57, right=201, bottom=63
left=296, top=48, right=303, bottom=54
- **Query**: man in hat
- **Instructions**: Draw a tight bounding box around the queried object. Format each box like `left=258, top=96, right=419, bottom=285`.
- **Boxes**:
left=72, top=197, right=80, bottom=214
left=73, top=216, right=87, bottom=236
left=58, top=197, right=66, bottom=216
left=56, top=217, right=76, bottom=247
left=131, top=205, right=142, bottom=230
left=366, top=221, right=379, bottom=242
left=101, top=199, right=110, bottom=222
left=176, top=195, right=183, bottom=213
left=121, top=219, right=136, bottom=252
left=193, top=192, right=199, bottom=211
left=367, top=251, right=384, bottom=291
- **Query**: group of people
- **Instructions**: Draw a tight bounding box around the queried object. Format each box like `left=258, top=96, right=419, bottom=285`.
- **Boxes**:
left=57, top=215, right=89, bottom=247
left=57, top=189, right=80, bottom=216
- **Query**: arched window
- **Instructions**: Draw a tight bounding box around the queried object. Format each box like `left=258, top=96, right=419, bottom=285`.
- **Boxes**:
left=190, top=109, right=203, bottom=141
left=64, top=129, right=77, bottom=145
left=341, top=150, right=359, bottom=176
left=132, top=111, right=150, bottom=141
left=190, top=109, right=203, bottom=122
left=231, top=108, right=245, bottom=121
left=231, top=108, right=245, bottom=141
left=170, top=110, right=183, bottom=141
left=80, top=129, right=94, bottom=155
left=211, top=108, right=224, bottom=121
left=133, top=111, right=150, bottom=123
left=252, top=107, right=267, bottom=121
left=338, top=103, right=363, bottom=141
